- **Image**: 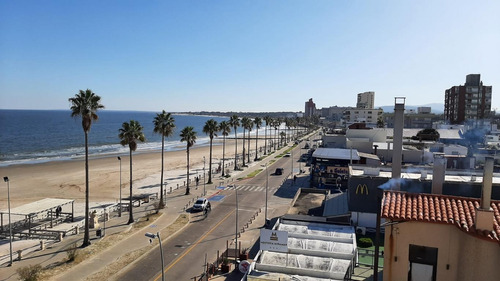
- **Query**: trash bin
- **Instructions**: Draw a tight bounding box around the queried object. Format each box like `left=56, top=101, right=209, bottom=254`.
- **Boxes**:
left=96, top=228, right=102, bottom=237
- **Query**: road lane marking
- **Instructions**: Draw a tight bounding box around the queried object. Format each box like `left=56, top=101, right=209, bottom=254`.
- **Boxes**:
left=153, top=209, right=235, bottom=281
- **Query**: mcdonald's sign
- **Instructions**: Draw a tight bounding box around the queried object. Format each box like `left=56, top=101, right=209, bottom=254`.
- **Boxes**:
left=356, top=184, right=369, bottom=195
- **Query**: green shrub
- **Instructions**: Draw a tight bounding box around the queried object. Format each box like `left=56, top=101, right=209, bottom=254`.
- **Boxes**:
left=17, top=264, right=42, bottom=281
left=358, top=237, right=373, bottom=248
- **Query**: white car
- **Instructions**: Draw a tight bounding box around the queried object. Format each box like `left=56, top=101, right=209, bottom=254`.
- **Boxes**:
left=192, top=198, right=208, bottom=212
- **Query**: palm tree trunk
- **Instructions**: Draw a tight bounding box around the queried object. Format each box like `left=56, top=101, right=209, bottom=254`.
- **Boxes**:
left=242, top=128, right=246, bottom=167
left=208, top=138, right=213, bottom=184
left=82, top=131, right=90, bottom=247
left=128, top=148, right=134, bottom=224
left=185, top=147, right=190, bottom=195
left=264, top=125, right=267, bottom=155
left=247, top=130, right=250, bottom=163
left=254, top=129, right=259, bottom=161
left=234, top=129, right=238, bottom=170
left=222, top=135, right=226, bottom=176
left=159, top=135, right=165, bottom=209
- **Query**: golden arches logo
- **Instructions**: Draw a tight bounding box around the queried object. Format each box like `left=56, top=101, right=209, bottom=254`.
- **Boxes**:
left=356, top=184, right=369, bottom=195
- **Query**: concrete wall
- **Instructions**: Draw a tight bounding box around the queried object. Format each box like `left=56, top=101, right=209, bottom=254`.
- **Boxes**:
left=322, top=134, right=347, bottom=148
left=346, top=128, right=387, bottom=142
left=383, top=221, right=500, bottom=281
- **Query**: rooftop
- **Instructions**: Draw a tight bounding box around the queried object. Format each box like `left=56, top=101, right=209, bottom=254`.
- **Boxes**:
left=312, top=148, right=360, bottom=161
left=381, top=190, right=500, bottom=244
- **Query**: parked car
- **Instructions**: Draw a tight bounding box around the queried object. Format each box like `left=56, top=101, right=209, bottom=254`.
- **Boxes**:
left=274, top=168, right=284, bottom=175
left=284, top=153, right=291, bottom=157
left=192, top=198, right=208, bottom=212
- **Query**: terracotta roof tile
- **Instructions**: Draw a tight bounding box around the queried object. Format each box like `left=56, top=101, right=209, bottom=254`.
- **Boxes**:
left=382, top=190, right=500, bottom=244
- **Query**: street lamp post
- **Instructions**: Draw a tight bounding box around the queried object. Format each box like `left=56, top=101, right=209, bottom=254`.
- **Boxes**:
left=3, top=176, right=13, bottom=266
left=117, top=157, right=122, bottom=217
left=203, top=156, right=206, bottom=196
left=235, top=188, right=238, bottom=263
left=145, top=232, right=164, bottom=281
left=261, top=164, right=269, bottom=226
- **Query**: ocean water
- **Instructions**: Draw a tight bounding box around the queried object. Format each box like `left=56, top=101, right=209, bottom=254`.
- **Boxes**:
left=0, top=110, right=236, bottom=166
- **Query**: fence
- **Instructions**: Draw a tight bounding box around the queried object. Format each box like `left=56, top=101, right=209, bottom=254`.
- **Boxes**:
left=357, top=248, right=384, bottom=268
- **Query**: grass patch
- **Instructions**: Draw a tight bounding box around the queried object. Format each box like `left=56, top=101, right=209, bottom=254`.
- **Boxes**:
left=244, top=169, right=263, bottom=179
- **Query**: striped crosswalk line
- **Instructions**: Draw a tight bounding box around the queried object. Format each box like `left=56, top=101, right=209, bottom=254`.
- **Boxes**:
left=224, top=185, right=274, bottom=192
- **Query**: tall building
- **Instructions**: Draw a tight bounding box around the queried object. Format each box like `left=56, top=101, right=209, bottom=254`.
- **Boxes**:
left=304, top=98, right=316, bottom=117
left=444, top=74, right=492, bottom=124
left=356, top=91, right=375, bottom=109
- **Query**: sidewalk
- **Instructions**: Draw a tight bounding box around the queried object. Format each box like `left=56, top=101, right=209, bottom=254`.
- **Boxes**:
left=0, top=142, right=300, bottom=281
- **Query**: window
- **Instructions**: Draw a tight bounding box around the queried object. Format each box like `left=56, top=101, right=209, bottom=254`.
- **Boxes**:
left=408, top=244, right=438, bottom=281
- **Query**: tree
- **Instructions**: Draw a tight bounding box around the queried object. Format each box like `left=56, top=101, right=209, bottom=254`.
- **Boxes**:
left=254, top=117, right=262, bottom=161
left=218, top=121, right=231, bottom=176
left=377, top=116, right=385, bottom=128
left=69, top=89, right=104, bottom=248
left=229, top=115, right=240, bottom=170
left=203, top=119, right=219, bottom=184
left=180, top=126, right=197, bottom=195
left=241, top=117, right=252, bottom=165
left=273, top=119, right=280, bottom=151
left=414, top=128, right=440, bottom=142
left=263, top=116, right=272, bottom=155
left=119, top=120, right=146, bottom=224
left=280, top=131, right=286, bottom=146
left=153, top=110, right=175, bottom=209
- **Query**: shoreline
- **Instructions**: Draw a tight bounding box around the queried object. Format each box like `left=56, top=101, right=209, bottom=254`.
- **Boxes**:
left=0, top=137, right=272, bottom=210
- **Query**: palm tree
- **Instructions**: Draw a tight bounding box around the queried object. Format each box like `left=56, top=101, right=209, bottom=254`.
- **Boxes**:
left=69, top=89, right=104, bottom=248
left=229, top=115, right=240, bottom=170
left=241, top=117, right=251, bottom=165
left=263, top=116, right=272, bottom=155
left=153, top=110, right=175, bottom=209
left=118, top=120, right=146, bottom=224
left=180, top=126, right=197, bottom=195
left=280, top=131, right=286, bottom=147
left=273, top=119, right=280, bottom=151
left=254, top=117, right=262, bottom=161
left=203, top=119, right=219, bottom=184
left=245, top=119, right=253, bottom=163
left=219, top=121, right=231, bottom=177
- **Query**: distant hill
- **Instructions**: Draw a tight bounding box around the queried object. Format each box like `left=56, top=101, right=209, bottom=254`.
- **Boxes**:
left=377, top=103, right=444, bottom=114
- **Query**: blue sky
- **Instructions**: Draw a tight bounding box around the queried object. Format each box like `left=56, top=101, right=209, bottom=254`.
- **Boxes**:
left=1, top=0, right=499, bottom=112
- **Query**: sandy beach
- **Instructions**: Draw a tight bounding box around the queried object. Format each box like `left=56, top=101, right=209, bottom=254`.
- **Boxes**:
left=0, top=137, right=273, bottom=210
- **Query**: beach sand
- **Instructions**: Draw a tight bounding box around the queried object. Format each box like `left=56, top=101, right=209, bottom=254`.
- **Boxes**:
left=0, top=137, right=274, bottom=210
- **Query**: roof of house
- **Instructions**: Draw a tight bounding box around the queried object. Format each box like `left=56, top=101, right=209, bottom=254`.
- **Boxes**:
left=312, top=148, right=360, bottom=160
left=381, top=191, right=500, bottom=244
left=384, top=128, right=462, bottom=139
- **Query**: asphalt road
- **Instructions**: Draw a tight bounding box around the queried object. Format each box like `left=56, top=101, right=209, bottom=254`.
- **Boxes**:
left=117, top=143, right=306, bottom=280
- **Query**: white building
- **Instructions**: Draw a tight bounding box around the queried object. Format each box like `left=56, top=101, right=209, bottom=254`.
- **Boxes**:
left=343, top=108, right=383, bottom=124
left=356, top=91, right=375, bottom=109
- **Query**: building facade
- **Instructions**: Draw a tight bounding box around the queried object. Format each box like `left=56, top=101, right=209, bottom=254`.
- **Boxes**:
left=305, top=98, right=316, bottom=117
left=343, top=108, right=383, bottom=124
left=357, top=91, right=375, bottom=109
left=444, top=74, right=492, bottom=124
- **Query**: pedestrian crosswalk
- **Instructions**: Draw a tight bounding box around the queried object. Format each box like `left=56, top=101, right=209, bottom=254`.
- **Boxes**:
left=223, top=185, right=276, bottom=192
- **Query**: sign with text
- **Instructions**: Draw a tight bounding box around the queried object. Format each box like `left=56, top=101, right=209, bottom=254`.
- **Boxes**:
left=260, top=229, right=288, bottom=253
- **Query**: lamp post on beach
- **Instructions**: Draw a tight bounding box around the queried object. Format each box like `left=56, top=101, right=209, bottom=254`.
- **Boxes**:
left=3, top=176, right=13, bottom=266
left=117, top=157, right=122, bottom=217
